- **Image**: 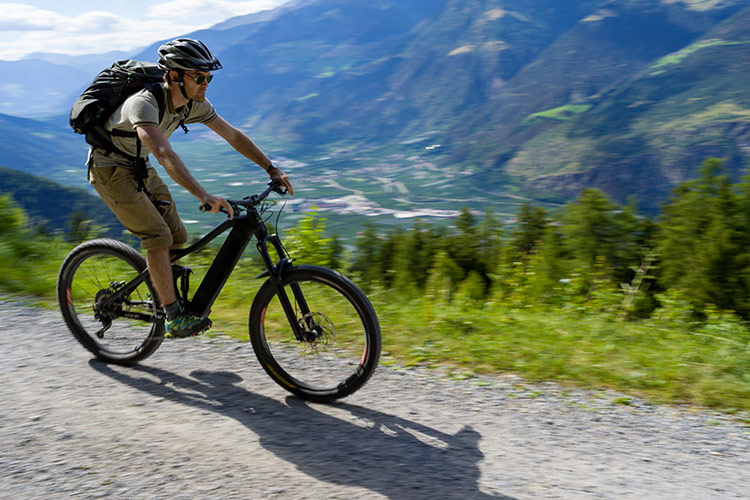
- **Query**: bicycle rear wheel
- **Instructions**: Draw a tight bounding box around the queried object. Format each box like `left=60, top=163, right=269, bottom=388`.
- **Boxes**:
left=56, top=239, right=164, bottom=365
left=249, top=265, right=381, bottom=402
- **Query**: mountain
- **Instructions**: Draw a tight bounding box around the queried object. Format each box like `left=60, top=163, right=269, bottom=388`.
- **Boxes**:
left=22, top=50, right=134, bottom=77
left=0, top=0, right=748, bottom=217
left=0, top=113, right=87, bottom=180
left=452, top=1, right=750, bottom=209
left=0, top=166, right=124, bottom=237
left=190, top=0, right=749, bottom=210
left=0, top=59, right=89, bottom=117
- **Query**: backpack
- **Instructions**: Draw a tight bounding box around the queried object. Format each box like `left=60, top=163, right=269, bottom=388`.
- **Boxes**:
left=70, top=59, right=167, bottom=160
left=70, top=59, right=190, bottom=193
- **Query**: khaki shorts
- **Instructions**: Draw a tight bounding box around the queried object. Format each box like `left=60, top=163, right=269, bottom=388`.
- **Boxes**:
left=89, top=166, right=188, bottom=250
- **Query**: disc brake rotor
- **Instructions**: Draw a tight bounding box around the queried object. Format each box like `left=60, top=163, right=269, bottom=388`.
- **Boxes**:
left=298, top=312, right=336, bottom=346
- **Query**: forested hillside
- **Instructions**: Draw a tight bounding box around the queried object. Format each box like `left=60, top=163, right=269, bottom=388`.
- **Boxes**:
left=348, top=158, right=750, bottom=321
left=0, top=166, right=123, bottom=238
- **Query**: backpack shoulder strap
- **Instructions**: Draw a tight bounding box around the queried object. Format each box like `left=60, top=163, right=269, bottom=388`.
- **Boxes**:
left=108, top=83, right=165, bottom=140
left=147, top=82, right=167, bottom=125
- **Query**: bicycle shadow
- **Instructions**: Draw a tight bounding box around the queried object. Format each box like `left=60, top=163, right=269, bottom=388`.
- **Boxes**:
left=90, top=360, right=512, bottom=499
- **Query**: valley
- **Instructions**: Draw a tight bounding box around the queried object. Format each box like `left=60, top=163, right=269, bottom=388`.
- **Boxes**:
left=1, top=0, right=748, bottom=241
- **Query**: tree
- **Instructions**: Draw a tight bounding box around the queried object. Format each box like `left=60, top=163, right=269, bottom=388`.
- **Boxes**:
left=735, top=170, right=750, bottom=316
left=658, top=158, right=747, bottom=317
left=285, top=209, right=337, bottom=267
left=561, top=189, right=618, bottom=269
left=0, top=194, right=27, bottom=235
left=67, top=210, right=97, bottom=243
left=352, top=222, right=382, bottom=287
left=391, top=219, right=442, bottom=293
left=512, top=202, right=546, bottom=257
left=477, top=207, right=503, bottom=274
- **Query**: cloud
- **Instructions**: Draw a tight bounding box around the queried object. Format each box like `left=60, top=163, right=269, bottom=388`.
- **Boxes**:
left=67, top=11, right=125, bottom=34
left=0, top=4, right=126, bottom=35
left=0, top=3, right=62, bottom=31
left=147, top=0, right=283, bottom=20
left=0, top=0, right=289, bottom=60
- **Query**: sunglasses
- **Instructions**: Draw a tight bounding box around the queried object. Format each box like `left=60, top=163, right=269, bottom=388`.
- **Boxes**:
left=185, top=73, right=213, bottom=85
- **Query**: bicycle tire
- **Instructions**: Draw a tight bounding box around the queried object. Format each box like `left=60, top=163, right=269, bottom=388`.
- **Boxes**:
left=56, top=238, right=164, bottom=365
left=249, top=265, right=381, bottom=402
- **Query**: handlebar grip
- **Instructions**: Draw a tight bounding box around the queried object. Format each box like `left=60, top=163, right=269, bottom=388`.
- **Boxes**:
left=200, top=203, right=238, bottom=217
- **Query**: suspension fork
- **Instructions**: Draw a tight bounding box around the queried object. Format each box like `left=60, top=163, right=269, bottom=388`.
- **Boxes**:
left=256, top=233, right=315, bottom=340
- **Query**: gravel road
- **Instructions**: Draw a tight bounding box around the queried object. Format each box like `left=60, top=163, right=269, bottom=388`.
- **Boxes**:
left=1, top=298, right=748, bottom=499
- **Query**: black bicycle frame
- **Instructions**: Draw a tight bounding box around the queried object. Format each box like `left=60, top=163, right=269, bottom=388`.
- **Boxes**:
left=168, top=205, right=312, bottom=340
left=95, top=194, right=312, bottom=339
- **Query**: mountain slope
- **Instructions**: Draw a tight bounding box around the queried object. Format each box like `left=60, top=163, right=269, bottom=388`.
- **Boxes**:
left=0, top=59, right=88, bottom=117
left=495, top=5, right=750, bottom=209
left=0, top=113, right=88, bottom=181
left=0, top=166, right=124, bottom=237
left=0, top=0, right=747, bottom=216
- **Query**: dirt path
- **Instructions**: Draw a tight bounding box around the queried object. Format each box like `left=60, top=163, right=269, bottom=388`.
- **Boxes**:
left=1, top=299, right=748, bottom=499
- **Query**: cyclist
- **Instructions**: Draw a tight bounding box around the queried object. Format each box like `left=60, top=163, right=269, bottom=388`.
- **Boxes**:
left=88, top=38, right=293, bottom=338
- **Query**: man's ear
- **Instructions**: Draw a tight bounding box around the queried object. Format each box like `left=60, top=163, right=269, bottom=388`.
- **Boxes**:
left=168, top=70, right=179, bottom=83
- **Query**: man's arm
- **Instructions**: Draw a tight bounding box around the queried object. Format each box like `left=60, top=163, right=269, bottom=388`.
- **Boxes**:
left=136, top=125, right=234, bottom=216
left=206, top=114, right=294, bottom=195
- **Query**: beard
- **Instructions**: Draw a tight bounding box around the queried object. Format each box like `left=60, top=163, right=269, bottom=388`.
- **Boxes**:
left=191, top=91, right=207, bottom=103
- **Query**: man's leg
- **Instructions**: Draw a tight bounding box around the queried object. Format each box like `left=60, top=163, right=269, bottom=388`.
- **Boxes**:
left=90, top=166, right=206, bottom=336
left=146, top=246, right=177, bottom=307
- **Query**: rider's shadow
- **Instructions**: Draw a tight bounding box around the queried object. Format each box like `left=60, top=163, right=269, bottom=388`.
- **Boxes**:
left=90, top=361, right=512, bottom=500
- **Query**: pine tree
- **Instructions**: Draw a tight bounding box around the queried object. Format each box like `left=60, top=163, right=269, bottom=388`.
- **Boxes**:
left=513, top=202, right=546, bottom=257
left=658, top=158, right=746, bottom=317
left=561, top=188, right=618, bottom=269
left=478, top=207, right=503, bottom=274
left=736, top=170, right=750, bottom=317
left=352, top=222, right=381, bottom=287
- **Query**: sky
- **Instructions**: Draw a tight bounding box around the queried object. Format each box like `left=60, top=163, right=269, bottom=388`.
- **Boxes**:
left=0, top=0, right=292, bottom=61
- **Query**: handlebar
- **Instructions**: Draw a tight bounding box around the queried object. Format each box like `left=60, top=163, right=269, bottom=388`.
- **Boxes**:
left=199, top=179, right=286, bottom=215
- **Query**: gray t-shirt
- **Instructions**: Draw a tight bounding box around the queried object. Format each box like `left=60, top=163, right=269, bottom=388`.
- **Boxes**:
left=91, top=82, right=217, bottom=168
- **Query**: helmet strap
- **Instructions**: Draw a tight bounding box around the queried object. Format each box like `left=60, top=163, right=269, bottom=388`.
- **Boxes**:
left=176, top=70, right=189, bottom=100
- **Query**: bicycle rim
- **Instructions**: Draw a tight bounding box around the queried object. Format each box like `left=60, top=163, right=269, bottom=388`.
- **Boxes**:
left=251, top=267, right=380, bottom=402
left=60, top=244, right=162, bottom=363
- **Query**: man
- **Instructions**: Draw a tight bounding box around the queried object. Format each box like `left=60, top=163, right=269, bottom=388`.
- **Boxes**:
left=89, top=38, right=293, bottom=338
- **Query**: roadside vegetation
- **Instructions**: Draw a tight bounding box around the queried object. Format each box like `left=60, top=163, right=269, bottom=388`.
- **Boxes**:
left=1, top=158, right=748, bottom=411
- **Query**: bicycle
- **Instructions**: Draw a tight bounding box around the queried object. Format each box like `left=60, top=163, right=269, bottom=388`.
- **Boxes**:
left=56, top=180, right=381, bottom=402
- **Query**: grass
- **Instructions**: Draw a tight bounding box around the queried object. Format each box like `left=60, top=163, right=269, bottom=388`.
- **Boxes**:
left=0, top=235, right=69, bottom=298
left=367, top=290, right=750, bottom=410
left=649, top=39, right=747, bottom=74
left=523, top=104, right=593, bottom=124
left=2, top=232, right=749, bottom=412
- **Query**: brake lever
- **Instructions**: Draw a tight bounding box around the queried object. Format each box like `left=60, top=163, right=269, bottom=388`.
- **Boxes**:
left=268, top=179, right=287, bottom=196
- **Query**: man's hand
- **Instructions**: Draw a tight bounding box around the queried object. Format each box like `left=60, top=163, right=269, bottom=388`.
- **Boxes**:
left=203, top=193, right=234, bottom=219
left=269, top=166, right=293, bottom=195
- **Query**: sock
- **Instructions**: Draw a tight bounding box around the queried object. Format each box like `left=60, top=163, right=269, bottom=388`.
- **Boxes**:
left=164, top=301, right=181, bottom=321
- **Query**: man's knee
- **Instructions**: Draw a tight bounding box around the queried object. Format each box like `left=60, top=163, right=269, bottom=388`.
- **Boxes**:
left=141, top=234, right=176, bottom=251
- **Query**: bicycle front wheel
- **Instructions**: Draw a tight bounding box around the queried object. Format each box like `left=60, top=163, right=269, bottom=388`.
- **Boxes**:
left=56, top=239, right=164, bottom=365
left=249, top=265, right=381, bottom=402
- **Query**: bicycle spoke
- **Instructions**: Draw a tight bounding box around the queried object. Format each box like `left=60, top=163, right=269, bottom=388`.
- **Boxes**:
left=250, top=266, right=380, bottom=402
left=58, top=240, right=164, bottom=365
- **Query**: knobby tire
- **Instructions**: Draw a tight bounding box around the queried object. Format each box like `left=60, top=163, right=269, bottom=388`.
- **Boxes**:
left=56, top=238, right=164, bottom=365
left=249, top=265, right=381, bottom=402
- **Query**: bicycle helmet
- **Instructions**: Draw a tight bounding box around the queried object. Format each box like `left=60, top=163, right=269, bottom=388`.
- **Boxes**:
left=157, top=38, right=223, bottom=72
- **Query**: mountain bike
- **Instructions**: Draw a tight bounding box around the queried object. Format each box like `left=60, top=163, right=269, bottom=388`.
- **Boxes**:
left=56, top=180, right=381, bottom=402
